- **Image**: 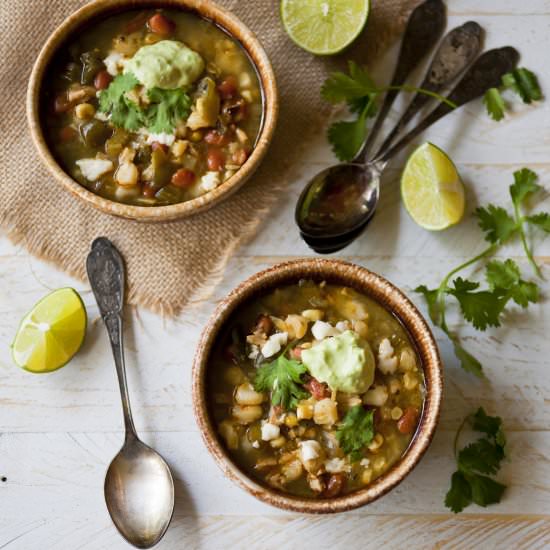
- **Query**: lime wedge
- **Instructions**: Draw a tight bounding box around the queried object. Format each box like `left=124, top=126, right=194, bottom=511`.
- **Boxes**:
left=12, top=288, right=87, bottom=373
left=401, top=142, right=466, bottom=231
left=280, top=0, right=369, bottom=56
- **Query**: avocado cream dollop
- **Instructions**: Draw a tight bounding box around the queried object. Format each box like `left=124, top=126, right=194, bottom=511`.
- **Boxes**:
left=125, top=40, right=204, bottom=89
left=301, top=330, right=375, bottom=394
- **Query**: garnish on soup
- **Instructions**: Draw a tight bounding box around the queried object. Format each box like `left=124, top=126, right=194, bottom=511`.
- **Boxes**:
left=208, top=281, right=425, bottom=498
left=43, top=10, right=263, bottom=206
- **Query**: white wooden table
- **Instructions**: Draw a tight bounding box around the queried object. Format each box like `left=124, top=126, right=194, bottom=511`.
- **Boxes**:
left=2, top=2, right=550, bottom=548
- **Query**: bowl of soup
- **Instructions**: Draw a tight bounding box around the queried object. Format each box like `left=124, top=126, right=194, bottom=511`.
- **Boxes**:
left=193, top=259, right=443, bottom=513
left=27, top=0, right=278, bottom=221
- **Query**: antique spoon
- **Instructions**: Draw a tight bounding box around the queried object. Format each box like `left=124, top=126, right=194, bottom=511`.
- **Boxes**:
left=86, top=238, right=174, bottom=549
left=296, top=47, right=519, bottom=253
left=373, top=20, right=483, bottom=158
left=357, top=0, right=446, bottom=161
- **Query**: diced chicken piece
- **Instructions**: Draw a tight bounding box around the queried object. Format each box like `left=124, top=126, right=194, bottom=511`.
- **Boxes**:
left=261, top=422, right=280, bottom=441
left=284, top=314, right=308, bottom=339
left=378, top=338, right=398, bottom=374
left=261, top=332, right=288, bottom=359
left=311, top=320, right=340, bottom=340
left=198, top=171, right=221, bottom=193
left=76, top=158, right=113, bottom=181
left=115, top=162, right=139, bottom=187
left=103, top=52, right=126, bottom=76
left=325, top=457, right=351, bottom=474
left=313, top=398, right=338, bottom=426
left=307, top=474, right=325, bottom=493
left=281, top=459, right=303, bottom=482
left=363, top=385, right=389, bottom=407
left=299, top=440, right=321, bottom=462
left=301, top=309, right=324, bottom=322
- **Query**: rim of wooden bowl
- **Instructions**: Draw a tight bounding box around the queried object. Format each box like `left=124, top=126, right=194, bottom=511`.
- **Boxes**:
left=27, top=0, right=278, bottom=222
left=192, top=259, right=444, bottom=513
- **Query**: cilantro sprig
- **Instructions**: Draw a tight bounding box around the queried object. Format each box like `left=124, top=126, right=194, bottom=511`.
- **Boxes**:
left=98, top=72, right=191, bottom=134
left=445, top=408, right=507, bottom=513
left=336, top=405, right=375, bottom=461
left=321, top=61, right=457, bottom=161
left=483, top=67, right=542, bottom=121
left=416, top=168, right=548, bottom=376
left=253, top=351, right=310, bottom=410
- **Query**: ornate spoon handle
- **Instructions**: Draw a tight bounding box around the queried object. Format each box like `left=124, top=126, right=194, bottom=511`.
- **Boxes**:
left=375, top=21, right=483, bottom=158
left=86, top=237, right=136, bottom=438
left=377, top=46, right=519, bottom=165
left=356, top=0, right=447, bottom=162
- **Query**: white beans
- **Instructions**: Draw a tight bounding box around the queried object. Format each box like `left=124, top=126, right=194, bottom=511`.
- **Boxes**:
left=234, top=382, right=265, bottom=406
left=232, top=405, right=263, bottom=424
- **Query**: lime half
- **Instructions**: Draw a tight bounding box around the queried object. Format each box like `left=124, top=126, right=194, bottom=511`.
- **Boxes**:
left=12, top=288, right=87, bottom=373
left=280, top=0, right=370, bottom=56
left=401, top=142, right=465, bottom=231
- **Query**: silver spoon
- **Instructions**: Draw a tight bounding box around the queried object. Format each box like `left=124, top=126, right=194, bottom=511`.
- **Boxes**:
left=296, top=47, right=519, bottom=252
left=357, top=0, right=447, bottom=162
left=86, top=238, right=174, bottom=549
left=374, top=21, right=483, bottom=158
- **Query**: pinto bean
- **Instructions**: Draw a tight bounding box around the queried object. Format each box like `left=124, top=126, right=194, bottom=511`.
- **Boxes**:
left=207, top=148, right=225, bottom=171
left=151, top=141, right=169, bottom=154
left=254, top=314, right=273, bottom=335
left=323, top=473, right=345, bottom=498
left=94, top=70, right=112, bottom=90
left=304, top=377, right=331, bottom=400
left=171, top=168, right=196, bottom=188
left=204, top=130, right=231, bottom=146
left=217, top=75, right=238, bottom=99
left=148, top=13, right=175, bottom=36
left=397, top=406, right=419, bottom=434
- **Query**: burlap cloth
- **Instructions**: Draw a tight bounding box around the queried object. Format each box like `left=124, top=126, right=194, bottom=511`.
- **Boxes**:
left=0, top=0, right=419, bottom=316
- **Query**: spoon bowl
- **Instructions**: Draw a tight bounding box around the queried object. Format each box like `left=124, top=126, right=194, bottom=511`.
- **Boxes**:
left=105, top=436, right=175, bottom=549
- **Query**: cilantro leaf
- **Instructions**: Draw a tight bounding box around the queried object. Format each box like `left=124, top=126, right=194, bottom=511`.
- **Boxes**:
left=447, top=277, right=507, bottom=330
left=467, top=473, right=507, bottom=507
left=321, top=61, right=376, bottom=103
left=470, top=407, right=506, bottom=448
left=98, top=72, right=144, bottom=131
left=483, top=88, right=506, bottom=121
left=502, top=68, right=543, bottom=104
left=336, top=405, right=375, bottom=461
left=486, top=260, right=539, bottom=307
left=458, top=439, right=505, bottom=475
left=328, top=105, right=370, bottom=162
left=414, top=285, right=441, bottom=326
left=475, top=205, right=518, bottom=244
left=486, top=259, right=520, bottom=290
left=526, top=212, right=550, bottom=233
left=445, top=471, right=472, bottom=513
left=145, top=87, right=191, bottom=134
left=445, top=408, right=507, bottom=513
left=510, top=168, right=541, bottom=206
left=453, top=342, right=484, bottom=378
left=254, top=354, right=309, bottom=410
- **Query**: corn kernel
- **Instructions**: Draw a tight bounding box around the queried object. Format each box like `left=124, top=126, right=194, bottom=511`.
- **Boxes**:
left=270, top=436, right=286, bottom=448
left=189, top=130, right=204, bottom=142
left=391, top=407, right=403, bottom=420
left=403, top=372, right=419, bottom=390
left=368, top=433, right=384, bottom=452
left=74, top=103, right=95, bottom=120
left=297, top=401, right=314, bottom=420
left=285, top=413, right=298, bottom=428
left=361, top=468, right=373, bottom=485
left=171, top=140, right=189, bottom=158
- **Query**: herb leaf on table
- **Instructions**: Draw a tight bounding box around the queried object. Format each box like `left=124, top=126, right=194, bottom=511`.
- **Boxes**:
left=254, top=353, right=310, bottom=410
left=445, top=408, right=507, bottom=513
left=336, top=405, right=375, bottom=461
left=321, top=62, right=456, bottom=161
left=483, top=67, right=542, bottom=120
left=415, top=168, right=548, bottom=376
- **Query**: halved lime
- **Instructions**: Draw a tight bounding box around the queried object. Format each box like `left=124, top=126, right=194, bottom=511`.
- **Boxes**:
left=280, top=0, right=370, bottom=56
left=401, top=142, right=465, bottom=231
left=12, top=288, right=87, bottom=373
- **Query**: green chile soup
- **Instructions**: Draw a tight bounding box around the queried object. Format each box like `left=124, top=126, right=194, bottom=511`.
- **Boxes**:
left=208, top=280, right=426, bottom=499
left=41, top=9, right=263, bottom=206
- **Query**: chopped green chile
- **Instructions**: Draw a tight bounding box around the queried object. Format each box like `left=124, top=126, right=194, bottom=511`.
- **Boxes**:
left=42, top=8, right=263, bottom=206
left=208, top=281, right=426, bottom=498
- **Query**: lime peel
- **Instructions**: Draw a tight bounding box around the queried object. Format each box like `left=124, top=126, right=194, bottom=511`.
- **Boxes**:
left=280, top=0, right=370, bottom=56
left=401, top=142, right=466, bottom=231
left=12, top=288, right=87, bottom=373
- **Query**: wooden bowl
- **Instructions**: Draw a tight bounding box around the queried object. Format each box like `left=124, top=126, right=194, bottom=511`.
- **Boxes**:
left=193, top=259, right=443, bottom=513
left=27, top=0, right=278, bottom=222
